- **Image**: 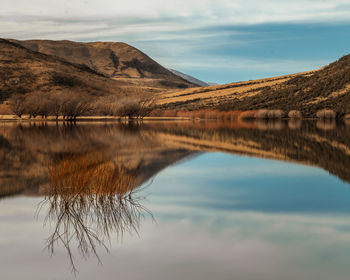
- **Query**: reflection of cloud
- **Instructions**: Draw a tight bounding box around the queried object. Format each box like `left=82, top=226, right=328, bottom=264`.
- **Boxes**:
left=86, top=212, right=350, bottom=280
left=4, top=196, right=350, bottom=280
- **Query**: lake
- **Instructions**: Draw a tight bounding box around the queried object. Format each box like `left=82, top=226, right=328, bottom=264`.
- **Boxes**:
left=1, top=120, right=350, bottom=280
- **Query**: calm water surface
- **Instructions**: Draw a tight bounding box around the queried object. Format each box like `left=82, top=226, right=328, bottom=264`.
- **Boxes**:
left=1, top=120, right=350, bottom=280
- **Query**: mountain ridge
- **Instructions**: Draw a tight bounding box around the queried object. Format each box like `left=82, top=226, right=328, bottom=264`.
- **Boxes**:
left=9, top=39, right=200, bottom=89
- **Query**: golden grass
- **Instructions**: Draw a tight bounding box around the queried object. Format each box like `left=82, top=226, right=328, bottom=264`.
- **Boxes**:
left=157, top=71, right=314, bottom=107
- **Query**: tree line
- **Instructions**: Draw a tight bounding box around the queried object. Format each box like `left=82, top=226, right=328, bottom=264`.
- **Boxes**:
left=9, top=91, right=155, bottom=121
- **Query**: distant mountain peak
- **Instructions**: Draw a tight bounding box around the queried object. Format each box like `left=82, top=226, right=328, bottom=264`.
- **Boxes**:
left=168, top=69, right=209, bottom=87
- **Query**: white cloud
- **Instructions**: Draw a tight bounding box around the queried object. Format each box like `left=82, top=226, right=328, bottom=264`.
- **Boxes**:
left=1, top=0, right=350, bottom=40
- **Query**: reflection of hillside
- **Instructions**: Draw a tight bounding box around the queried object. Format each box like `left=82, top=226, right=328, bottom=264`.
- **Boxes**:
left=0, top=123, right=195, bottom=198
left=142, top=121, right=350, bottom=184
left=1, top=120, right=350, bottom=199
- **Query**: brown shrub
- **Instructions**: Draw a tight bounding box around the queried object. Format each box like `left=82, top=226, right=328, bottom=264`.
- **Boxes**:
left=288, top=110, right=302, bottom=119
left=272, top=110, right=286, bottom=119
left=255, top=109, right=269, bottom=119
left=239, top=110, right=258, bottom=120
left=262, top=109, right=286, bottom=119
left=316, top=109, right=336, bottom=119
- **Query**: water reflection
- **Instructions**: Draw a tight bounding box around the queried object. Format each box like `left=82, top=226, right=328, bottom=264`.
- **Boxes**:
left=1, top=120, right=350, bottom=198
left=37, top=153, right=153, bottom=272
left=1, top=120, right=350, bottom=277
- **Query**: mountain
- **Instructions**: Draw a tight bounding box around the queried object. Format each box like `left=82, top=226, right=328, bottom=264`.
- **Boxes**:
left=158, top=54, right=350, bottom=117
left=10, top=39, right=199, bottom=89
left=2, top=37, right=349, bottom=117
left=0, top=38, right=147, bottom=102
left=168, top=69, right=209, bottom=87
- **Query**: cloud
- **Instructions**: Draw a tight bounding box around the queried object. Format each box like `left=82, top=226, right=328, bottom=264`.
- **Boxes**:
left=2, top=0, right=350, bottom=40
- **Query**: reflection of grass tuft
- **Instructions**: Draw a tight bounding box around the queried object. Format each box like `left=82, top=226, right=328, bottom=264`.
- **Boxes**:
left=41, top=153, right=152, bottom=273
left=49, top=153, right=136, bottom=196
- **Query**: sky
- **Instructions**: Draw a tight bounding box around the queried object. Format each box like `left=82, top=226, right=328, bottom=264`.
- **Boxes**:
left=2, top=0, right=350, bottom=83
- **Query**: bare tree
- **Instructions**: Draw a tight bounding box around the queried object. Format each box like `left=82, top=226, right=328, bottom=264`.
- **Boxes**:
left=60, top=93, right=92, bottom=121
left=49, top=92, right=65, bottom=120
left=24, top=93, right=42, bottom=119
left=93, top=95, right=119, bottom=116
left=8, top=94, right=26, bottom=118
left=117, top=95, right=155, bottom=119
left=138, top=95, right=156, bottom=119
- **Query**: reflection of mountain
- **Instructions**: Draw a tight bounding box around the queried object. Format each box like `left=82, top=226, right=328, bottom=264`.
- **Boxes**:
left=142, top=121, right=350, bottom=184
left=0, top=123, right=195, bottom=198
left=1, top=121, right=350, bottom=199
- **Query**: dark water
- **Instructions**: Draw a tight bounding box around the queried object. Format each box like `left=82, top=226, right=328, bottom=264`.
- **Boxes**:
left=1, top=120, right=350, bottom=280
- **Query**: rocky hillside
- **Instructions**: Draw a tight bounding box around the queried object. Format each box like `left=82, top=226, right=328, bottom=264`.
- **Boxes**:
left=10, top=39, right=198, bottom=89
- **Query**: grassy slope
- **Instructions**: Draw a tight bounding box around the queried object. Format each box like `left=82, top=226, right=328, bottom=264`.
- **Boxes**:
left=158, top=54, right=350, bottom=117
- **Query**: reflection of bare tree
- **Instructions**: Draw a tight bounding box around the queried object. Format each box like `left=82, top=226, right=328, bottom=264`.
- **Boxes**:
left=37, top=153, right=153, bottom=273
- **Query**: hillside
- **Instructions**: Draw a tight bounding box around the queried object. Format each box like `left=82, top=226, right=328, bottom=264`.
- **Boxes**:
left=10, top=39, right=198, bottom=89
left=2, top=37, right=349, bottom=118
left=0, top=38, right=160, bottom=103
left=157, top=71, right=314, bottom=111
left=158, top=54, right=350, bottom=117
